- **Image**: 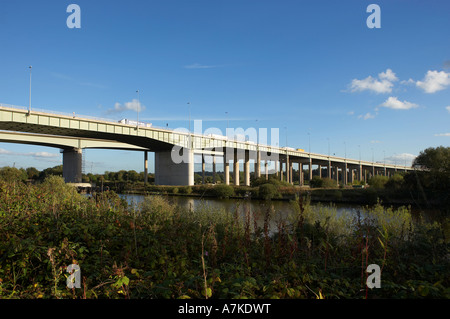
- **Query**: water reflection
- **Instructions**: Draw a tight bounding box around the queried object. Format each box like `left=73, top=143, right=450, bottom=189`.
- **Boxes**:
left=120, top=194, right=362, bottom=233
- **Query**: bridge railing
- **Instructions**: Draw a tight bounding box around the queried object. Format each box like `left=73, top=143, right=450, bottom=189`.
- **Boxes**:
left=0, top=103, right=170, bottom=131
left=0, top=103, right=414, bottom=170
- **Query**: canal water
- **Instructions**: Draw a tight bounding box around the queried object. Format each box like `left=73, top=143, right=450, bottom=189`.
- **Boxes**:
left=120, top=194, right=365, bottom=233
left=119, top=193, right=440, bottom=231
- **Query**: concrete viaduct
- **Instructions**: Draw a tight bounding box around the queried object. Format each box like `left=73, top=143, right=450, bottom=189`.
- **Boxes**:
left=0, top=104, right=414, bottom=186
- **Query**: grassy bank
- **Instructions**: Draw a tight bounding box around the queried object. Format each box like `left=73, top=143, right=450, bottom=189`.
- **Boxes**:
left=0, top=176, right=448, bottom=299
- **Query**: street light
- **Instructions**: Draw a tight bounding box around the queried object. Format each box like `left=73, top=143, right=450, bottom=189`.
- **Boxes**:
left=284, top=126, right=287, bottom=147
left=307, top=132, right=311, bottom=154
left=344, top=141, right=347, bottom=160
left=187, top=102, right=191, bottom=133
left=28, top=66, right=32, bottom=114
left=327, top=138, right=330, bottom=157
left=225, top=111, right=229, bottom=131
left=136, top=90, right=140, bottom=130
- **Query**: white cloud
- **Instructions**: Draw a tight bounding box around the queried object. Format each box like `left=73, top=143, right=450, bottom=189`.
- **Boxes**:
left=348, top=68, right=398, bottom=94
left=385, top=153, right=416, bottom=165
left=416, top=70, right=450, bottom=93
left=446, top=106, right=450, bottom=113
left=358, top=112, right=376, bottom=120
left=379, top=96, right=418, bottom=110
left=30, top=152, right=59, bottom=158
left=0, top=148, right=13, bottom=155
left=108, top=99, right=145, bottom=114
left=379, top=69, right=398, bottom=82
left=400, top=78, right=415, bottom=85
left=184, top=63, right=218, bottom=69
left=370, top=140, right=382, bottom=144
left=434, top=133, right=450, bottom=137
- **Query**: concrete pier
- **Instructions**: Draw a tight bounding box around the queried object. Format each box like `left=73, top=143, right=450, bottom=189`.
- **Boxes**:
left=154, top=149, right=194, bottom=186
left=62, top=148, right=82, bottom=183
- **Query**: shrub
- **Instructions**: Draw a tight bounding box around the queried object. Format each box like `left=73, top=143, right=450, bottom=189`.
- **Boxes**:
left=309, top=176, right=337, bottom=188
left=212, top=184, right=234, bottom=198
left=258, top=183, right=280, bottom=200
left=385, top=174, right=404, bottom=190
left=368, top=175, right=389, bottom=189
left=179, top=186, right=192, bottom=194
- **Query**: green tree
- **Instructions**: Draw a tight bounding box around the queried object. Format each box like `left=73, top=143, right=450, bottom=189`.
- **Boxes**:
left=413, top=146, right=450, bottom=190
left=26, top=167, right=40, bottom=180
left=0, top=167, right=27, bottom=182
left=368, top=175, right=389, bottom=189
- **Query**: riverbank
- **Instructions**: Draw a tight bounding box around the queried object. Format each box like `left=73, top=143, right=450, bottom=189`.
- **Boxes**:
left=110, top=182, right=442, bottom=208
left=1, top=176, right=448, bottom=299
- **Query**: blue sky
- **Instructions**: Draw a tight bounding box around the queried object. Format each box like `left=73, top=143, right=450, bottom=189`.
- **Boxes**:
left=0, top=0, right=449, bottom=173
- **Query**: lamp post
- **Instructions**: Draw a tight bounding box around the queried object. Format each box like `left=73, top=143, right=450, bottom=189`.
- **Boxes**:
left=187, top=102, right=191, bottom=133
left=136, top=90, right=140, bottom=130
left=308, top=132, right=311, bottom=154
left=28, top=66, right=32, bottom=114
left=344, top=141, right=347, bottom=160
left=284, top=126, right=287, bottom=147
left=225, top=111, right=229, bottom=132
left=327, top=138, right=330, bottom=157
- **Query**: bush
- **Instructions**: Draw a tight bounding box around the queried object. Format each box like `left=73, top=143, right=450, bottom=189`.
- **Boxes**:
left=212, top=184, right=234, bottom=198
left=309, top=176, right=337, bottom=188
left=385, top=174, right=404, bottom=190
left=258, top=183, right=280, bottom=200
left=368, top=175, right=389, bottom=189
left=179, top=186, right=192, bottom=194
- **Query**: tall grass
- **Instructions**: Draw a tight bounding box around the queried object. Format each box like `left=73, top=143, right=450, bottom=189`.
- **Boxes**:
left=0, top=177, right=448, bottom=299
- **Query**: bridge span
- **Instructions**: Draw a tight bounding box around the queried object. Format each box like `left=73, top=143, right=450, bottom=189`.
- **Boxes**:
left=0, top=104, right=415, bottom=186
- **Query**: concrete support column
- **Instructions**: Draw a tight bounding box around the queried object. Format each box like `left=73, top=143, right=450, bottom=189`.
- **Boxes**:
left=244, top=150, right=250, bottom=186
left=308, top=158, right=313, bottom=181
left=328, top=161, right=332, bottom=179
left=344, top=162, right=348, bottom=185
left=255, top=150, right=261, bottom=179
left=335, top=166, right=339, bottom=183
left=275, top=160, right=279, bottom=177
left=202, top=155, right=206, bottom=184
left=289, top=160, right=293, bottom=185
left=224, top=147, right=231, bottom=185
left=318, top=164, right=322, bottom=178
left=155, top=148, right=194, bottom=186
left=265, top=161, right=269, bottom=180
left=62, top=148, right=82, bottom=183
left=286, top=155, right=290, bottom=184
left=279, top=160, right=283, bottom=181
left=144, top=151, right=148, bottom=184
left=224, top=159, right=230, bottom=185
left=233, top=149, right=239, bottom=186
left=358, top=164, right=362, bottom=182
left=212, top=155, right=216, bottom=184
left=299, top=163, right=304, bottom=186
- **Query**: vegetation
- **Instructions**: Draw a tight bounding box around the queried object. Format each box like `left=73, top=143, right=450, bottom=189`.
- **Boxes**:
left=0, top=175, right=448, bottom=299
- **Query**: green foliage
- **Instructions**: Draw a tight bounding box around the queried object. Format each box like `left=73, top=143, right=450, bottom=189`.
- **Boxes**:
left=368, top=175, right=389, bottom=189
left=309, top=176, right=338, bottom=188
left=0, top=167, right=27, bottom=182
left=0, top=177, right=448, bottom=299
left=385, top=174, right=404, bottom=190
left=212, top=184, right=234, bottom=198
left=258, top=183, right=280, bottom=200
